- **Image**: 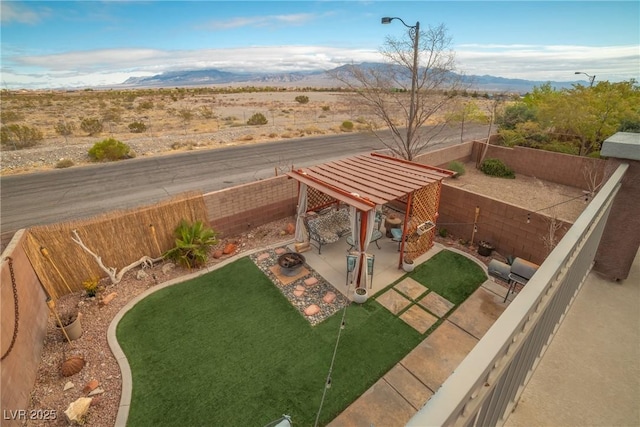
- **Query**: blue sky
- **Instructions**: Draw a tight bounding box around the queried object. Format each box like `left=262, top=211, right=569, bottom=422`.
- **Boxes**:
left=1, top=1, right=638, bottom=89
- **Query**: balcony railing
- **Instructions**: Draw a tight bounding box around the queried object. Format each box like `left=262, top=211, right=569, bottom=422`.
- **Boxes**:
left=407, top=163, right=629, bottom=427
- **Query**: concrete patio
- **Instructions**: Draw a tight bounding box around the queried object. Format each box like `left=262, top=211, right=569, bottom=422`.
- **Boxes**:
left=292, top=234, right=514, bottom=426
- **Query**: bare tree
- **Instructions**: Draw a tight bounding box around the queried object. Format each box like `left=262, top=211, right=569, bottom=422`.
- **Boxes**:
left=328, top=23, right=464, bottom=160
left=541, top=211, right=566, bottom=256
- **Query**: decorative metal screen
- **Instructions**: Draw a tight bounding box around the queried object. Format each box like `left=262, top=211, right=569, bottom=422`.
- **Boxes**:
left=306, top=186, right=338, bottom=212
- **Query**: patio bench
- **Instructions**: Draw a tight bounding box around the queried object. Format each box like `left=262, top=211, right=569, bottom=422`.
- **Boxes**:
left=304, top=208, right=351, bottom=254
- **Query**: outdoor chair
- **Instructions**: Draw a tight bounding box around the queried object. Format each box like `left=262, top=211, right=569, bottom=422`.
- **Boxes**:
left=346, top=229, right=384, bottom=251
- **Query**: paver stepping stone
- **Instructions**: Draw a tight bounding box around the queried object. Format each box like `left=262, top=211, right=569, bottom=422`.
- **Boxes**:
left=257, top=253, right=270, bottom=262
left=418, top=292, right=454, bottom=318
left=376, top=289, right=411, bottom=315
left=274, top=247, right=288, bottom=255
left=304, top=277, right=318, bottom=287
left=384, top=364, right=434, bottom=409
left=400, top=305, right=438, bottom=334
left=394, top=277, right=428, bottom=300
left=304, top=304, right=320, bottom=316
left=323, top=291, right=336, bottom=303
left=293, top=286, right=305, bottom=297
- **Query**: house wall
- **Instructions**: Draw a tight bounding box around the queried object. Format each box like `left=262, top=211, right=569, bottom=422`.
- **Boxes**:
left=1, top=231, right=49, bottom=427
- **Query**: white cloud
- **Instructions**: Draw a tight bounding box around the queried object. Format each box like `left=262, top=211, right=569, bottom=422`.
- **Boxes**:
left=3, top=43, right=638, bottom=89
left=0, top=2, right=49, bottom=24
left=202, top=13, right=316, bottom=30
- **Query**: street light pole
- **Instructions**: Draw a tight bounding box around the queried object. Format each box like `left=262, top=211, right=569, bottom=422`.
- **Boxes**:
left=382, top=16, right=420, bottom=159
left=574, top=71, right=596, bottom=87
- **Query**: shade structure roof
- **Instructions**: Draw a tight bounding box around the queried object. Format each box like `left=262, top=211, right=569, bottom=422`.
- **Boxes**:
left=287, top=152, right=454, bottom=211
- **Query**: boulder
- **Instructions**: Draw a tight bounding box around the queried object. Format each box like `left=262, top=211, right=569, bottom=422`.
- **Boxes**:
left=285, top=223, right=295, bottom=235
left=101, top=292, right=117, bottom=306
left=136, top=269, right=148, bottom=280
left=64, top=397, right=92, bottom=423
left=83, top=379, right=99, bottom=394
left=212, top=250, right=223, bottom=259
left=161, top=263, right=175, bottom=275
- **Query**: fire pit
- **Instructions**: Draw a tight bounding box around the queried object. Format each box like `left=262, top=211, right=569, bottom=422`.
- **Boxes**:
left=277, top=252, right=306, bottom=277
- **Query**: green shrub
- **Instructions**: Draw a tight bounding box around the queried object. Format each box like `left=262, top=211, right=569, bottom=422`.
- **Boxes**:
left=128, top=121, right=147, bottom=133
left=55, top=158, right=74, bottom=168
left=137, top=100, right=154, bottom=110
left=247, top=113, right=268, bottom=125
left=539, top=141, right=579, bottom=155
left=294, top=95, right=309, bottom=104
left=448, top=161, right=466, bottom=178
left=88, top=138, right=132, bottom=161
left=438, top=228, right=449, bottom=238
left=321, top=105, right=330, bottom=111
left=163, top=219, right=218, bottom=269
left=80, top=117, right=103, bottom=136
left=340, top=121, right=354, bottom=132
left=1, top=124, right=43, bottom=149
left=480, top=158, right=515, bottom=178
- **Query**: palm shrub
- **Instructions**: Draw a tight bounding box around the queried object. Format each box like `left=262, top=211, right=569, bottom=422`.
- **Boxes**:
left=88, top=138, right=132, bottom=161
left=164, top=220, right=218, bottom=269
left=480, top=158, right=515, bottom=178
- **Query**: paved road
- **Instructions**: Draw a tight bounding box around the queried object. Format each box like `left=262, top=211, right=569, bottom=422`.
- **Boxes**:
left=0, top=124, right=489, bottom=234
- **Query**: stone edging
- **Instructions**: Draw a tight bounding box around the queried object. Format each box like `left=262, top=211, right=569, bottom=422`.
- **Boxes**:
left=106, top=239, right=294, bottom=427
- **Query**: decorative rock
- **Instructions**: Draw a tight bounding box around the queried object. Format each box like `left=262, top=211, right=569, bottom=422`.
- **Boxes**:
left=64, top=397, right=92, bottom=423
left=274, top=247, right=287, bottom=255
left=304, top=304, right=321, bottom=316
left=285, top=223, right=295, bottom=235
left=63, top=382, right=74, bottom=391
left=212, top=250, right=223, bottom=259
left=304, top=277, right=319, bottom=287
left=101, top=292, right=117, bottom=306
left=136, top=269, right=148, bottom=280
left=222, top=243, right=237, bottom=254
left=61, top=356, right=85, bottom=377
left=87, top=387, right=105, bottom=397
left=89, top=396, right=102, bottom=407
left=83, top=379, right=99, bottom=394
left=257, top=253, right=270, bottom=262
left=162, top=263, right=175, bottom=275
left=323, top=292, right=337, bottom=304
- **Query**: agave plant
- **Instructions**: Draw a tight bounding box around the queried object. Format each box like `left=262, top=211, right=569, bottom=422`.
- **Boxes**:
left=164, top=219, right=218, bottom=269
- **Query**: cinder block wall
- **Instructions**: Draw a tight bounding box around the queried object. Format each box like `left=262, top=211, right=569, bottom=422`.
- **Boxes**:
left=1, top=231, right=49, bottom=427
left=594, top=158, right=640, bottom=280
left=438, top=185, right=570, bottom=265
left=204, top=175, right=298, bottom=238
left=471, top=143, right=606, bottom=190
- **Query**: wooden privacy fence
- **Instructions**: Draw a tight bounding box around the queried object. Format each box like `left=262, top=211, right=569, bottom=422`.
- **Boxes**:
left=22, top=192, right=207, bottom=300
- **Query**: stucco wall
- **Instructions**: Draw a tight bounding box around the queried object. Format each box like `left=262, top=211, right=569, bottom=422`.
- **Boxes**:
left=1, top=231, right=49, bottom=427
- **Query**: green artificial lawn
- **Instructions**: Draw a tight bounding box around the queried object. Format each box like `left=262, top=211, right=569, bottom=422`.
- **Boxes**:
left=117, top=257, right=421, bottom=427
left=117, top=250, right=486, bottom=426
left=406, top=250, right=487, bottom=304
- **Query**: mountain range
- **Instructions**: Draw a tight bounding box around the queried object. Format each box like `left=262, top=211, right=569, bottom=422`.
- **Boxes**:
left=120, top=63, right=578, bottom=93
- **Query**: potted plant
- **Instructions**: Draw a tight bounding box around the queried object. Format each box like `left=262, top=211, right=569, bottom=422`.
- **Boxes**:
left=56, top=310, right=83, bottom=341
left=353, top=287, right=368, bottom=304
left=478, top=240, right=495, bottom=257
left=402, top=256, right=415, bottom=272
left=83, top=278, right=99, bottom=298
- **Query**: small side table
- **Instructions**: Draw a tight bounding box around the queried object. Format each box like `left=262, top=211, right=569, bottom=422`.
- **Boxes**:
left=385, top=217, right=402, bottom=237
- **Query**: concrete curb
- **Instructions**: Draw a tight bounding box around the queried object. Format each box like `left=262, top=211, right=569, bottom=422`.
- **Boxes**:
left=106, top=239, right=294, bottom=427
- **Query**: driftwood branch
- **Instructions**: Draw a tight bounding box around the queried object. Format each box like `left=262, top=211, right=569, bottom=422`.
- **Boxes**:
left=71, top=229, right=163, bottom=284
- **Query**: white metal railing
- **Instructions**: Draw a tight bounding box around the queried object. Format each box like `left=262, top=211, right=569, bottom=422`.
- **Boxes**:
left=407, top=163, right=629, bottom=427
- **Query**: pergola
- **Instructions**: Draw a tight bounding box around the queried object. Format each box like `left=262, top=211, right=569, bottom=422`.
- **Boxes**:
left=287, top=152, right=454, bottom=287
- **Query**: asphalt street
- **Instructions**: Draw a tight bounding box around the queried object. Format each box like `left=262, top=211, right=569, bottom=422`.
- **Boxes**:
left=0, top=124, right=489, bottom=235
